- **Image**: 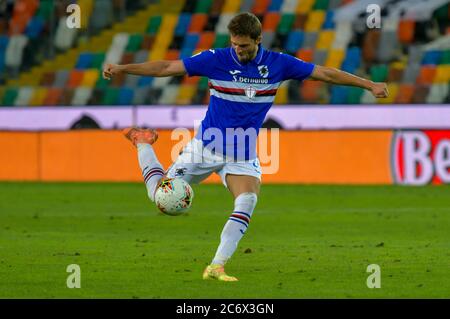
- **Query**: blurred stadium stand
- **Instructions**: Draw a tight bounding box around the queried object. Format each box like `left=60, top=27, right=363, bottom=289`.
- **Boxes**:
left=0, top=0, right=449, bottom=106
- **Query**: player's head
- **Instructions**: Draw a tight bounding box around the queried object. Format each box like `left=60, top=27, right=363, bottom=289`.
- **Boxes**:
left=227, top=12, right=262, bottom=63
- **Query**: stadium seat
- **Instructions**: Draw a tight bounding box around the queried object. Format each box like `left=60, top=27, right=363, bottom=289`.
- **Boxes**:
left=188, top=14, right=208, bottom=33
left=268, top=0, right=283, bottom=12
left=293, top=13, right=307, bottom=29
left=313, top=49, right=328, bottom=65
left=398, top=20, right=415, bottom=44
left=330, top=85, right=349, bottom=104
left=302, top=31, right=318, bottom=48
left=132, top=87, right=150, bottom=105
left=402, top=63, right=421, bottom=84
left=387, top=63, right=404, bottom=82
left=316, top=30, right=335, bottom=50
left=280, top=0, right=298, bottom=13
left=71, top=87, right=93, bottom=106
left=259, top=31, right=273, bottom=48
left=75, top=53, right=93, bottom=70
left=411, top=85, right=430, bottom=104
left=59, top=88, right=75, bottom=105
left=91, top=53, right=106, bottom=69
left=377, top=31, right=398, bottom=62
left=102, top=87, right=119, bottom=105
left=159, top=84, right=180, bottom=104
left=297, top=0, right=315, bottom=14
left=5, top=35, right=28, bottom=68
left=53, top=70, right=69, bottom=88
left=40, top=71, right=55, bottom=87
left=362, top=30, right=380, bottom=63
left=300, top=81, right=322, bottom=103
left=126, top=34, right=144, bottom=53
left=43, top=88, right=62, bottom=106
left=252, top=0, right=270, bottom=16
left=262, top=12, right=280, bottom=31
left=147, top=15, right=162, bottom=35
left=440, top=50, right=450, bottom=64
left=25, top=16, right=45, bottom=39
left=240, top=0, right=254, bottom=13
left=175, top=13, right=191, bottom=36
left=360, top=89, right=377, bottom=104
left=421, top=50, right=442, bottom=65
left=296, top=48, right=314, bottom=63
left=323, top=10, right=335, bottom=30
left=416, top=65, right=437, bottom=85
left=434, top=65, right=450, bottom=83
left=165, top=49, right=180, bottom=60
left=314, top=0, right=330, bottom=10
left=325, top=48, right=344, bottom=68
left=347, top=86, right=364, bottom=104
left=176, top=84, right=197, bottom=104
left=285, top=31, right=304, bottom=53
left=222, top=0, right=241, bottom=13
left=304, top=11, right=325, bottom=32
left=81, top=69, right=99, bottom=88
left=197, top=32, right=215, bottom=50
left=29, top=87, right=47, bottom=106
left=195, top=0, right=214, bottom=14
left=2, top=87, right=19, bottom=106
left=118, top=87, right=134, bottom=105
left=67, top=70, right=85, bottom=89
left=370, top=65, right=388, bottom=82
left=277, top=13, right=295, bottom=34
left=211, top=33, right=228, bottom=48
left=210, top=0, right=226, bottom=15
left=426, top=84, right=449, bottom=103
left=395, top=84, right=415, bottom=104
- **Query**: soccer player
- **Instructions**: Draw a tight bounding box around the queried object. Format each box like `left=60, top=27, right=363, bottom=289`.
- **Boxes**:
left=103, top=12, right=388, bottom=282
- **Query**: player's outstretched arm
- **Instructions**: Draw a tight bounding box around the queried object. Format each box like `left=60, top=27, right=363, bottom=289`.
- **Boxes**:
left=310, top=65, right=388, bottom=98
left=102, top=60, right=186, bottom=80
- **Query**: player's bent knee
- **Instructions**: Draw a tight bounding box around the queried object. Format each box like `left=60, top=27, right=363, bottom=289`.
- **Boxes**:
left=235, top=192, right=258, bottom=211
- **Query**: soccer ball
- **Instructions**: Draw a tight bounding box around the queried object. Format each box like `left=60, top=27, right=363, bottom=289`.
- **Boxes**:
left=154, top=178, right=194, bottom=216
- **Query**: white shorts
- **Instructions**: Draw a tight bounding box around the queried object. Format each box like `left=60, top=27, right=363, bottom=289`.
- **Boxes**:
left=166, top=138, right=262, bottom=187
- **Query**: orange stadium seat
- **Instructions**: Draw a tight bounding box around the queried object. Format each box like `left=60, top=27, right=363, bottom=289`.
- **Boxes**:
left=262, top=12, right=280, bottom=31
left=43, top=88, right=63, bottom=106
left=398, top=20, right=415, bottom=44
left=188, top=14, right=208, bottom=33
left=197, top=32, right=215, bottom=50
left=296, top=48, right=314, bottom=63
left=252, top=0, right=270, bottom=16
left=416, top=66, right=437, bottom=85
left=67, top=70, right=84, bottom=89
left=395, top=84, right=415, bottom=104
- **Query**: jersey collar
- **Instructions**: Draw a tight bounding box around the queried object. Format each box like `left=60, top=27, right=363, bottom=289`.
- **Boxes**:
left=230, top=43, right=265, bottom=67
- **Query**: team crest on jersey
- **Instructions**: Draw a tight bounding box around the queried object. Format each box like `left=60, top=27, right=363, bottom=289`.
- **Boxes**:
left=258, top=65, right=269, bottom=78
left=245, top=86, right=256, bottom=99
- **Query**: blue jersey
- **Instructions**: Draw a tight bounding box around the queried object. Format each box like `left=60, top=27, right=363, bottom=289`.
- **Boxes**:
left=182, top=45, right=315, bottom=160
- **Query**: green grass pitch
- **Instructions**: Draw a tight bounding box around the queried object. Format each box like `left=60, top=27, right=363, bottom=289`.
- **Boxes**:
left=0, top=182, right=449, bottom=298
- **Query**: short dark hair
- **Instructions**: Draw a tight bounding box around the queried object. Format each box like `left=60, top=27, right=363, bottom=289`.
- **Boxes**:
left=227, top=12, right=262, bottom=40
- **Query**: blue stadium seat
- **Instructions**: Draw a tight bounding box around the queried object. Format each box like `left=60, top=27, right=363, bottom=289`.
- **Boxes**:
left=331, top=86, right=349, bottom=104
left=175, top=13, right=192, bottom=36
left=342, top=46, right=361, bottom=71
left=323, top=11, right=335, bottom=30
left=422, top=50, right=442, bottom=65
left=0, top=35, right=8, bottom=51
left=118, top=87, right=134, bottom=105
left=285, top=31, right=304, bottom=53
left=268, top=0, right=283, bottom=12
left=182, top=33, right=200, bottom=50
left=180, top=47, right=194, bottom=59
left=137, top=76, right=154, bottom=87
left=25, top=16, right=45, bottom=39
left=75, top=53, right=94, bottom=69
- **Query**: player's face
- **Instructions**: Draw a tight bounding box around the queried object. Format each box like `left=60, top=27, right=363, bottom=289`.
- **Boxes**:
left=230, top=34, right=261, bottom=63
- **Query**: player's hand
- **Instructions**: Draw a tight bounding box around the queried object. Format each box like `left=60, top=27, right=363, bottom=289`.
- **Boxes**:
left=370, top=82, right=389, bottom=98
left=102, top=63, right=124, bottom=80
